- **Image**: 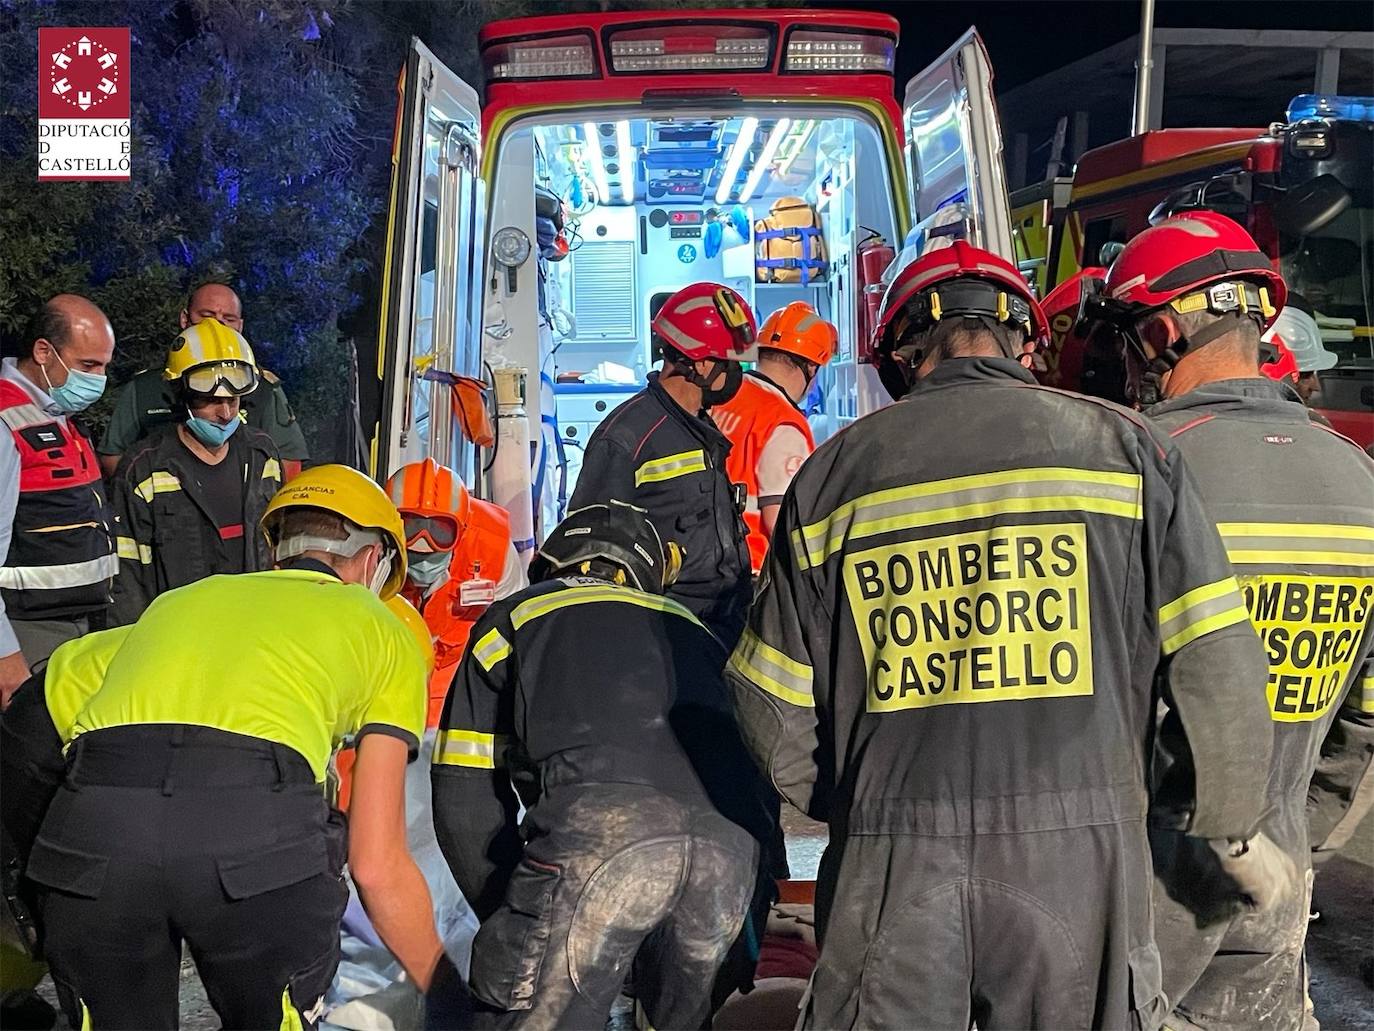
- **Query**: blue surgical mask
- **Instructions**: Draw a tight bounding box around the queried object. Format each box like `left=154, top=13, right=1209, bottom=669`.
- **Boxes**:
left=44, top=353, right=106, bottom=413
left=406, top=550, right=451, bottom=588
left=185, top=415, right=240, bottom=447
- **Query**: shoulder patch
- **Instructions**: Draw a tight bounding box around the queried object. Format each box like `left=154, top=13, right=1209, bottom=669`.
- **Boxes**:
left=260, top=369, right=280, bottom=384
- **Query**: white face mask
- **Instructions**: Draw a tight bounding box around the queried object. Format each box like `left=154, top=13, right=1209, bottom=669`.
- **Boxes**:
left=367, top=548, right=393, bottom=596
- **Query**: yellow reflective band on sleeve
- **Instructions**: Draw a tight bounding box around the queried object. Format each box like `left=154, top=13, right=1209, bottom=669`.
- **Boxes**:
left=1361, top=673, right=1374, bottom=714
left=729, top=628, right=814, bottom=708
left=472, top=627, right=512, bottom=672
left=263, top=458, right=281, bottom=481
left=1218, top=521, right=1374, bottom=572
left=133, top=471, right=183, bottom=503
left=1159, top=577, right=1250, bottom=655
left=634, top=449, right=707, bottom=487
left=115, top=536, right=153, bottom=565
left=511, top=584, right=707, bottom=634
left=433, top=728, right=503, bottom=769
left=797, top=467, right=1142, bottom=567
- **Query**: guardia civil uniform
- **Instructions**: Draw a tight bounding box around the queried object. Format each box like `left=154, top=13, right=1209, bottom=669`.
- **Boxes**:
left=13, top=562, right=426, bottom=1030
left=1147, top=376, right=1374, bottom=1031
left=726, top=356, right=1274, bottom=1030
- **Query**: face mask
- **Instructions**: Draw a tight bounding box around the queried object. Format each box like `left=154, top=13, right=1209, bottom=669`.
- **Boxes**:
left=407, top=550, right=451, bottom=588
left=43, top=353, right=106, bottom=413
left=185, top=415, right=240, bottom=447
left=368, top=549, right=394, bottom=596
left=701, top=360, right=744, bottom=407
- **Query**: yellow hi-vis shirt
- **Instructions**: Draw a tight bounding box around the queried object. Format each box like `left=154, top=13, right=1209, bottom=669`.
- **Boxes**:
left=45, top=568, right=427, bottom=781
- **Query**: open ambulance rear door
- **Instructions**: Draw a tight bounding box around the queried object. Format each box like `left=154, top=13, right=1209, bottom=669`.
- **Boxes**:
left=371, top=39, right=487, bottom=486
left=902, top=29, right=1015, bottom=262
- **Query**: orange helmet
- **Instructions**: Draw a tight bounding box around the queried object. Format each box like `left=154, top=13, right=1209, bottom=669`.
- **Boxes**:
left=385, top=458, right=470, bottom=554
left=759, top=302, right=837, bottom=368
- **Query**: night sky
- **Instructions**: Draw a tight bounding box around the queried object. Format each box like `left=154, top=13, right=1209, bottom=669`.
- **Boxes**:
left=820, top=0, right=1374, bottom=91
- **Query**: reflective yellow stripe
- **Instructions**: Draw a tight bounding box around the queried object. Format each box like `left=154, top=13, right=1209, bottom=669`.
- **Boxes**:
left=1219, top=522, right=1374, bottom=570
left=1160, top=577, right=1250, bottom=655
left=797, top=467, right=1142, bottom=566
left=1227, top=550, right=1374, bottom=569
left=115, top=536, right=153, bottom=565
left=1361, top=673, right=1374, bottom=715
left=511, top=584, right=705, bottom=632
left=472, top=627, right=511, bottom=672
left=635, top=449, right=707, bottom=487
left=729, top=628, right=814, bottom=708
left=278, top=986, right=303, bottom=1031
left=133, top=471, right=182, bottom=502
left=433, top=728, right=502, bottom=769
left=262, top=458, right=281, bottom=480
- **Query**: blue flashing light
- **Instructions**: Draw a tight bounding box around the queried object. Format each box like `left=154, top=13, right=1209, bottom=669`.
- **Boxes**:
left=1287, top=94, right=1374, bottom=124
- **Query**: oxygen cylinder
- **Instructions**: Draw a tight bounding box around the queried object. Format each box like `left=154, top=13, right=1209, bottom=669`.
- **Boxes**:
left=491, top=367, right=535, bottom=569
left=857, top=236, right=896, bottom=364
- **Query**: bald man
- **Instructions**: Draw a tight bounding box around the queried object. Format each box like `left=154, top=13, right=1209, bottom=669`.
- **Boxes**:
left=98, top=282, right=309, bottom=477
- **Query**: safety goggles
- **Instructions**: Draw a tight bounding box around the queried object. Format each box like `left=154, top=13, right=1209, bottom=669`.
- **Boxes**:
left=403, top=513, right=459, bottom=552
left=184, top=360, right=258, bottom=398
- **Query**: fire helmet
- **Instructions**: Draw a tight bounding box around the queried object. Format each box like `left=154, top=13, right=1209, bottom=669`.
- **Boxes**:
left=165, top=318, right=259, bottom=398
left=652, top=283, right=759, bottom=363
left=1263, top=306, right=1337, bottom=374
left=758, top=302, right=837, bottom=368
left=528, top=501, right=681, bottom=595
left=872, top=241, right=1047, bottom=399
left=1259, top=336, right=1299, bottom=383
left=1040, top=268, right=1108, bottom=391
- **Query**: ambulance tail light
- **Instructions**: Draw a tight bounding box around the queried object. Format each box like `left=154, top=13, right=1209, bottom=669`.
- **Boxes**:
left=783, top=29, right=895, bottom=74
left=484, top=34, right=597, bottom=81
left=606, top=25, right=772, bottom=73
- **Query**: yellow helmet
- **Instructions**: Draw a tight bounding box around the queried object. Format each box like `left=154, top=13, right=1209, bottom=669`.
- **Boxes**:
left=260, top=464, right=408, bottom=599
left=384, top=595, right=435, bottom=673
left=165, top=318, right=259, bottom=397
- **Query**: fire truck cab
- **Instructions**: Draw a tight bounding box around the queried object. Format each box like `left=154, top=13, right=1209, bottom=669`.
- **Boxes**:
left=366, top=9, right=1017, bottom=545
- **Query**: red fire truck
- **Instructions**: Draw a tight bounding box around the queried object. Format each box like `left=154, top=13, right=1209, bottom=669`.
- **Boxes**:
left=1015, top=95, right=1374, bottom=445
left=364, top=9, right=1020, bottom=544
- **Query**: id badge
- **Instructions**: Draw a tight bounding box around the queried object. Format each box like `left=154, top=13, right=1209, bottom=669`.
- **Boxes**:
left=459, top=578, right=497, bottom=608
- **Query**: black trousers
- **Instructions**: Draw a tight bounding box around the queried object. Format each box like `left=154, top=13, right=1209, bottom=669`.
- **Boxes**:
left=27, top=726, right=347, bottom=1030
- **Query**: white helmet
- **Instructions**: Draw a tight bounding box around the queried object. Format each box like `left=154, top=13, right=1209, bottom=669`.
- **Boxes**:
left=1263, top=307, right=1338, bottom=374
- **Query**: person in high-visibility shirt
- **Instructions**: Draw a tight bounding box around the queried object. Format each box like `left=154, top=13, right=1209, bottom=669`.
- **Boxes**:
left=385, top=458, right=526, bottom=725
left=2, top=465, right=454, bottom=1030
left=725, top=241, right=1291, bottom=1029
left=711, top=302, right=836, bottom=572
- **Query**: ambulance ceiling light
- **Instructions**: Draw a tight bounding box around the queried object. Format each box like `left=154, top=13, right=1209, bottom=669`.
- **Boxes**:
left=783, top=30, right=894, bottom=73
left=738, top=118, right=791, bottom=204
left=714, top=116, right=758, bottom=204
left=487, top=36, right=596, bottom=80
left=777, top=119, right=817, bottom=178
left=616, top=120, right=635, bottom=203
left=582, top=123, right=611, bottom=206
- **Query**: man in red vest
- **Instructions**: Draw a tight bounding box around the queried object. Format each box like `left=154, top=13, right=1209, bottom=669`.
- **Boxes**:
left=711, top=302, right=836, bottom=572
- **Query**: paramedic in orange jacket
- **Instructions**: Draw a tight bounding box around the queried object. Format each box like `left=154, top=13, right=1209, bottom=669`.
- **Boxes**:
left=711, top=302, right=836, bottom=571
left=385, top=458, right=526, bottom=724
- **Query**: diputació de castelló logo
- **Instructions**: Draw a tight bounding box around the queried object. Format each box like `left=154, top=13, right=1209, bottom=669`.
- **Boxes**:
left=38, top=27, right=132, bottom=181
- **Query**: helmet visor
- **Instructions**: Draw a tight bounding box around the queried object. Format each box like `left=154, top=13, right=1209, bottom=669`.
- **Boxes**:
left=403, top=513, right=459, bottom=552
left=184, top=361, right=258, bottom=397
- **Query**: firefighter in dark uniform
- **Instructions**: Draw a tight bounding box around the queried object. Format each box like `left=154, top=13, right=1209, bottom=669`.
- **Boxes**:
left=6, top=466, right=451, bottom=1030
left=432, top=501, right=771, bottom=1030
left=1084, top=211, right=1374, bottom=1031
left=569, top=283, right=755, bottom=648
left=98, top=282, right=308, bottom=478
left=108, top=318, right=282, bottom=625
left=725, top=241, right=1293, bottom=1030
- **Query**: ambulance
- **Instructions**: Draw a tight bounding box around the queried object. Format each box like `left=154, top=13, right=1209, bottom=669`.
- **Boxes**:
left=363, top=8, right=1019, bottom=545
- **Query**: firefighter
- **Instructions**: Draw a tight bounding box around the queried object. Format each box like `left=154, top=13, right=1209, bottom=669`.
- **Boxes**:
left=108, top=318, right=282, bottom=625
left=1086, top=211, right=1374, bottom=1031
left=569, top=283, right=755, bottom=647
left=432, top=501, right=772, bottom=1030
left=711, top=301, right=836, bottom=573
left=725, top=241, right=1290, bottom=1029
left=1038, top=266, right=1130, bottom=403
left=98, top=281, right=308, bottom=478
left=385, top=457, right=526, bottom=724
left=0, top=295, right=117, bottom=701
left=11, top=465, right=452, bottom=1029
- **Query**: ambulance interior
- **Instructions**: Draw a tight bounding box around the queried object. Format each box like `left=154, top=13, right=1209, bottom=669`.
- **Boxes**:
left=484, top=110, right=901, bottom=495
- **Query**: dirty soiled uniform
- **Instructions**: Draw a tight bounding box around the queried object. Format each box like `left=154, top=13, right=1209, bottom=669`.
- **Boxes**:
left=1146, top=378, right=1374, bottom=1031
left=569, top=372, right=752, bottom=647
left=432, top=576, right=770, bottom=1031
left=726, top=357, right=1274, bottom=1030
left=20, top=563, right=426, bottom=1031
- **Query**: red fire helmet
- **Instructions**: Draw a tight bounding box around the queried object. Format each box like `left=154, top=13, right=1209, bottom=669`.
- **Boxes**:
left=1039, top=267, right=1108, bottom=390
left=1260, top=335, right=1300, bottom=383
left=651, top=283, right=759, bottom=363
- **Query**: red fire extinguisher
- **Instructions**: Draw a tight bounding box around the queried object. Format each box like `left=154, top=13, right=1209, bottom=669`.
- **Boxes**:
left=857, top=235, right=896, bottom=364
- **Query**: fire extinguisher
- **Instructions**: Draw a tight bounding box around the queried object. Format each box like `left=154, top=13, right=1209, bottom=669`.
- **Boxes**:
left=857, top=235, right=896, bottom=364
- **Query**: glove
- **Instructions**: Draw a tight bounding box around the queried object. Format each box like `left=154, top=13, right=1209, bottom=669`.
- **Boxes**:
left=1153, top=830, right=1297, bottom=926
left=1210, top=833, right=1296, bottom=914
left=424, top=953, right=473, bottom=1031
